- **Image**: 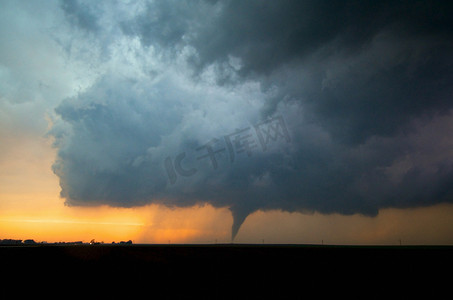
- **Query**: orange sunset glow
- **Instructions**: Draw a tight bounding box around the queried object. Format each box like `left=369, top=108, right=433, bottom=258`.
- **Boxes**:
left=0, top=135, right=229, bottom=243
left=2, top=135, right=453, bottom=244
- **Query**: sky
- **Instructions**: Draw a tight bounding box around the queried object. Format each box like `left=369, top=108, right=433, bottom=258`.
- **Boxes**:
left=1, top=0, right=453, bottom=244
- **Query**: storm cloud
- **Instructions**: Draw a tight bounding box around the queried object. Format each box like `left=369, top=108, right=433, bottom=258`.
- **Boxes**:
left=50, top=0, right=453, bottom=239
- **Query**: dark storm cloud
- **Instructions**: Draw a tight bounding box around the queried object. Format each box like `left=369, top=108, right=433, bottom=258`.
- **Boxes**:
left=191, top=0, right=453, bottom=142
left=190, top=0, right=453, bottom=75
left=122, top=0, right=453, bottom=142
left=51, top=0, right=453, bottom=239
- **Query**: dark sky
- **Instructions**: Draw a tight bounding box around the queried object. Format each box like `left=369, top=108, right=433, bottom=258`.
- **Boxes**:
left=40, top=0, right=453, bottom=239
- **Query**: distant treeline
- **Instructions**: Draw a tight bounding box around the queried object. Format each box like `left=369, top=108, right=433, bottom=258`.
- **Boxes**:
left=0, top=239, right=37, bottom=245
left=0, top=239, right=133, bottom=245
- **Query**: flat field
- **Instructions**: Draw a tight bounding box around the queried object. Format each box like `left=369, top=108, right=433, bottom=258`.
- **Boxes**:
left=2, top=244, right=451, bottom=296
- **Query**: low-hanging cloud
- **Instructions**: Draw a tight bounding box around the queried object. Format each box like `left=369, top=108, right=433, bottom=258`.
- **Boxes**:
left=50, top=0, right=453, bottom=239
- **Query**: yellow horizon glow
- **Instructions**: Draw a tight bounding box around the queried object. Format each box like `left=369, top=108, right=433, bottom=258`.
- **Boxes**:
left=0, top=203, right=232, bottom=244
left=0, top=218, right=145, bottom=227
left=2, top=132, right=453, bottom=245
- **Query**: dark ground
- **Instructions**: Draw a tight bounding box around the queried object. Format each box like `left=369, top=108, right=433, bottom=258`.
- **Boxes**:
left=2, top=244, right=451, bottom=297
